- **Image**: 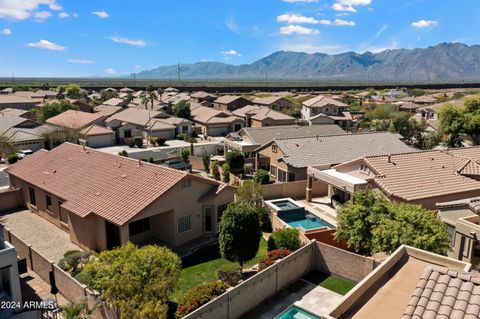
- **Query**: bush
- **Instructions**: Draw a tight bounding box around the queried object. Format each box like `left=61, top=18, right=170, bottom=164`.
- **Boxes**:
left=59, top=250, right=96, bottom=276
left=118, top=150, right=128, bottom=157
left=149, top=137, right=158, bottom=146
left=74, top=270, right=93, bottom=286
left=267, top=228, right=301, bottom=252
left=216, top=264, right=242, bottom=286
left=134, top=136, right=143, bottom=148
left=180, top=148, right=190, bottom=163
left=157, top=137, right=166, bottom=146
left=202, top=153, right=210, bottom=172
left=175, top=281, right=229, bottom=318
left=211, top=161, right=220, bottom=180
left=222, top=163, right=230, bottom=183
left=177, top=133, right=188, bottom=141
left=253, top=169, right=270, bottom=185
left=124, top=138, right=135, bottom=148
left=225, top=151, right=245, bottom=173
left=258, top=206, right=272, bottom=232
left=7, top=153, right=19, bottom=164
left=258, top=249, right=291, bottom=270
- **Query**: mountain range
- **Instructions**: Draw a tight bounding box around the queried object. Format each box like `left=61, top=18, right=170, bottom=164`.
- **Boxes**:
left=134, top=43, right=480, bottom=83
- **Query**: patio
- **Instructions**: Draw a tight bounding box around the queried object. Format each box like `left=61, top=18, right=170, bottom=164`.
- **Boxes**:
left=298, top=197, right=338, bottom=223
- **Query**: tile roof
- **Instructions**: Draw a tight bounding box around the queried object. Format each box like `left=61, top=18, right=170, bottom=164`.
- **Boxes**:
left=80, top=124, right=114, bottom=136
left=5, top=143, right=195, bottom=225
left=191, top=106, right=242, bottom=125
left=363, top=147, right=480, bottom=201
left=0, top=94, right=41, bottom=105
left=102, top=98, right=125, bottom=106
left=214, top=95, right=246, bottom=104
left=0, top=117, right=37, bottom=134
left=252, top=96, right=284, bottom=105
left=191, top=91, right=216, bottom=99
left=268, top=132, right=413, bottom=168
left=236, top=125, right=346, bottom=146
left=105, top=108, right=162, bottom=126
left=403, top=265, right=480, bottom=319
left=1, top=126, right=45, bottom=143
left=46, top=110, right=104, bottom=129
left=94, top=105, right=123, bottom=117
left=232, top=105, right=295, bottom=121
left=303, top=95, right=348, bottom=108
left=437, top=197, right=480, bottom=213
left=0, top=108, right=30, bottom=117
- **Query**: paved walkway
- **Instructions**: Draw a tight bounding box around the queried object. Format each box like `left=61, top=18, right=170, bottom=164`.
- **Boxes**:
left=0, top=209, right=82, bottom=262
left=242, top=279, right=343, bottom=318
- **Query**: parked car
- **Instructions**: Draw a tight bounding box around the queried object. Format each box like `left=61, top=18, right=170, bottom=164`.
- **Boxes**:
left=16, top=150, right=33, bottom=159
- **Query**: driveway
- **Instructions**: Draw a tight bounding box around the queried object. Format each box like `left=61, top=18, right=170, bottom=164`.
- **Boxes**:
left=0, top=209, right=82, bottom=262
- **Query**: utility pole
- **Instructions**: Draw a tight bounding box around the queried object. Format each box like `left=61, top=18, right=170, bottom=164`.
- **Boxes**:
left=177, top=63, right=181, bottom=83
left=12, top=72, right=15, bottom=85
left=133, top=73, right=136, bottom=88
left=265, top=65, right=268, bottom=88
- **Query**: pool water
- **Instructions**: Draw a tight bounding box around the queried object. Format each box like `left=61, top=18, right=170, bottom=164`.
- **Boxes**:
left=278, top=210, right=333, bottom=230
left=276, top=306, right=322, bottom=319
left=272, top=200, right=301, bottom=210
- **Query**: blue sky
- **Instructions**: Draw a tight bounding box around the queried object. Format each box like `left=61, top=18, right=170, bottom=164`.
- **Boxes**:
left=0, top=0, right=478, bottom=77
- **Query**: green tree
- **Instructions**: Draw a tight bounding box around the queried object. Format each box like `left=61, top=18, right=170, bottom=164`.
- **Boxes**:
left=39, top=100, right=79, bottom=123
left=267, top=228, right=301, bottom=251
left=253, top=169, right=270, bottom=185
left=225, top=151, right=245, bottom=173
left=42, top=127, right=80, bottom=150
left=172, top=100, right=191, bottom=119
left=0, top=135, right=14, bottom=158
left=202, top=153, right=210, bottom=172
left=211, top=160, right=220, bottom=180
left=60, top=302, right=97, bottom=319
left=82, top=242, right=181, bottom=319
left=439, top=96, right=480, bottom=146
left=148, top=91, right=159, bottom=109
left=219, top=203, right=262, bottom=267
left=235, top=180, right=265, bottom=207
left=180, top=148, right=190, bottom=163
left=222, top=163, right=230, bottom=183
left=65, top=84, right=82, bottom=99
left=101, top=90, right=119, bottom=101
left=141, top=94, right=150, bottom=110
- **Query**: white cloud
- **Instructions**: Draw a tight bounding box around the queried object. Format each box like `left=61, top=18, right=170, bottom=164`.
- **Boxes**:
left=334, top=19, right=355, bottom=26
left=104, top=68, right=116, bottom=75
left=280, top=24, right=320, bottom=35
left=221, top=49, right=241, bottom=57
left=34, top=10, right=52, bottom=21
left=332, top=0, right=372, bottom=12
left=27, top=39, right=66, bottom=51
left=282, top=0, right=318, bottom=2
left=68, top=59, right=93, bottom=64
left=276, top=13, right=331, bottom=25
left=0, top=28, right=11, bottom=35
left=92, top=11, right=109, bottom=19
left=109, top=36, right=146, bottom=47
left=58, top=12, right=69, bottom=18
left=0, top=0, right=61, bottom=20
left=411, top=19, right=438, bottom=28
left=225, top=16, right=240, bottom=33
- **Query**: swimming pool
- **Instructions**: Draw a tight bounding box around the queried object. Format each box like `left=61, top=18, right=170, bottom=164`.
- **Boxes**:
left=275, top=306, right=322, bottom=319
left=271, top=199, right=301, bottom=210
left=269, top=199, right=333, bottom=230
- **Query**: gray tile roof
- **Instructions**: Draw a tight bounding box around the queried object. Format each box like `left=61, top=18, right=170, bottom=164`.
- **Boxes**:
left=403, top=265, right=480, bottom=319
left=273, top=132, right=414, bottom=168
left=241, top=125, right=345, bottom=146
left=437, top=197, right=480, bottom=213
left=0, top=116, right=36, bottom=135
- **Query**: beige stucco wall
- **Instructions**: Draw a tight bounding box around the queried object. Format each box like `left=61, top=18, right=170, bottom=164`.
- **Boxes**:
left=84, top=133, right=115, bottom=148
left=258, top=143, right=308, bottom=181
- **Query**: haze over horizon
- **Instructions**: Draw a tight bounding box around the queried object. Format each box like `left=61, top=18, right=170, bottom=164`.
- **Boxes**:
left=0, top=0, right=478, bottom=78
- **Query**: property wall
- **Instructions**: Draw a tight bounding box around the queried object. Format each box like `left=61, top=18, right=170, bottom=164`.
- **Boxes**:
left=0, top=188, right=23, bottom=212
left=305, top=229, right=350, bottom=251
left=189, top=155, right=206, bottom=171
left=262, top=180, right=328, bottom=200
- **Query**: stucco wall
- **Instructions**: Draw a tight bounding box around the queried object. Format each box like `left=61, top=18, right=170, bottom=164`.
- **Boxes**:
left=263, top=180, right=328, bottom=200
left=0, top=188, right=23, bottom=212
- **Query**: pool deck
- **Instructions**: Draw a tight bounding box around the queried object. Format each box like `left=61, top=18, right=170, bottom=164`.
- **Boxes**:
left=297, top=198, right=337, bottom=227
left=242, top=279, right=343, bottom=318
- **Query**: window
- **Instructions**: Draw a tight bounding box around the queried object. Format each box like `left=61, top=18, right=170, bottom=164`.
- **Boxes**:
left=178, top=215, right=191, bottom=233
left=182, top=125, right=189, bottom=132
left=272, top=145, right=278, bottom=153
left=129, top=217, right=151, bottom=236
left=180, top=179, right=191, bottom=189
left=46, top=195, right=52, bottom=212
left=325, top=107, right=329, bottom=113
left=278, top=170, right=287, bottom=182
left=288, top=173, right=296, bottom=182
left=28, top=187, right=36, bottom=206
left=270, top=165, right=277, bottom=177
left=124, top=129, right=132, bottom=138
left=446, top=224, right=456, bottom=244
left=59, top=201, right=68, bottom=224
left=234, top=123, right=242, bottom=132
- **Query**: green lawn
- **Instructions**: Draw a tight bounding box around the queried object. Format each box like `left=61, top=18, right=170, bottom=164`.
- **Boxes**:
left=171, top=238, right=267, bottom=302
left=302, top=270, right=356, bottom=295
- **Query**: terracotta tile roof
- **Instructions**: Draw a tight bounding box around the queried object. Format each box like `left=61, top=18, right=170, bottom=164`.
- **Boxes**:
left=103, top=98, right=124, bottom=106
left=0, top=94, right=41, bottom=105
left=232, top=105, right=295, bottom=122
left=252, top=96, right=283, bottom=105
left=363, top=147, right=480, bottom=201
left=46, top=110, right=104, bottom=129
left=303, top=95, right=348, bottom=108
left=403, top=265, right=480, bottom=319
left=80, top=124, right=114, bottom=136
left=214, top=95, right=246, bottom=104
left=105, top=108, right=162, bottom=126
left=0, top=108, right=30, bottom=117
left=94, top=105, right=123, bottom=117
left=191, top=91, right=216, bottom=99
left=5, top=143, right=191, bottom=225
left=191, top=106, right=243, bottom=125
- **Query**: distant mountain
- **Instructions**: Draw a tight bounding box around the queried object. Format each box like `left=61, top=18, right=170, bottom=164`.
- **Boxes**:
left=134, top=43, right=480, bottom=82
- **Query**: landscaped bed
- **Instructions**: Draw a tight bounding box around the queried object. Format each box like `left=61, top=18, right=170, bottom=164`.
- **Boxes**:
left=302, top=270, right=356, bottom=295
left=171, top=238, right=267, bottom=302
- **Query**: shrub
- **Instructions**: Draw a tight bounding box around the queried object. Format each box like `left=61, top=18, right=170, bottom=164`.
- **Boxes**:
left=175, top=281, right=229, bottom=318
left=216, top=264, right=242, bottom=286
left=211, top=161, right=220, bottom=180
left=222, top=163, right=230, bottom=183
left=253, top=169, right=269, bottom=185
left=180, top=148, right=190, bottom=163
left=134, top=136, right=143, bottom=148
left=157, top=137, right=166, bottom=146
left=225, top=151, right=245, bottom=173
left=258, top=206, right=272, bottom=232
left=74, top=270, right=93, bottom=286
left=124, top=138, right=135, bottom=148
left=202, top=153, right=210, bottom=172
left=149, top=137, right=158, bottom=146
left=177, top=133, right=188, bottom=141
left=118, top=150, right=128, bottom=157
left=258, top=249, right=291, bottom=270
left=267, top=228, right=301, bottom=252
left=7, top=153, right=19, bottom=164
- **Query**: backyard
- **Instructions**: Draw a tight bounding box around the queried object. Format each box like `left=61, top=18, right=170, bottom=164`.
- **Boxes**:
left=171, top=238, right=267, bottom=302
left=302, top=270, right=356, bottom=295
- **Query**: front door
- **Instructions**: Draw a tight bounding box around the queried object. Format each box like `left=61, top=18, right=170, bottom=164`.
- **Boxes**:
left=105, top=221, right=121, bottom=249
left=203, top=206, right=214, bottom=234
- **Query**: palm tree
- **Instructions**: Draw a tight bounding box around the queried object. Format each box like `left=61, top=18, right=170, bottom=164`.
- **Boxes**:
left=141, top=94, right=149, bottom=110
left=148, top=91, right=159, bottom=109
left=157, top=88, right=164, bottom=103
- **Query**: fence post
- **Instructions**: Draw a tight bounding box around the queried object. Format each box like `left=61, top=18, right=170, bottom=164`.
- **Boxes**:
left=28, top=245, right=33, bottom=271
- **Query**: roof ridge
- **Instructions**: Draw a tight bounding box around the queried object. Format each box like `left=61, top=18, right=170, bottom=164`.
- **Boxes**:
left=272, top=131, right=393, bottom=142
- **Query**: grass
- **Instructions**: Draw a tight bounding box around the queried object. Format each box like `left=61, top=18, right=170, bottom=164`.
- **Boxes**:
left=302, top=270, right=356, bottom=295
left=170, top=238, right=267, bottom=302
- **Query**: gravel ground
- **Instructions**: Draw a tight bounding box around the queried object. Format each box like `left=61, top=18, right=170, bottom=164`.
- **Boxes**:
left=0, top=209, right=82, bottom=262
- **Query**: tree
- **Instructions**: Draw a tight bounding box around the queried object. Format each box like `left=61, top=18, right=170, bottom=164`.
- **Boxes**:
left=335, top=190, right=450, bottom=256
left=219, top=203, right=262, bottom=267
left=60, top=301, right=97, bottom=319
left=118, top=150, right=129, bottom=157
left=101, top=90, right=119, bottom=101
left=222, top=163, right=230, bottom=183
left=42, top=127, right=80, bottom=150
left=141, top=94, right=150, bottom=110
left=172, top=100, right=191, bottom=119
left=38, top=100, right=79, bottom=123
left=148, top=91, right=159, bottom=109
left=225, top=151, right=245, bottom=173
left=82, top=242, right=181, bottom=319
left=235, top=180, right=265, bottom=207
left=253, top=169, right=270, bottom=185
left=211, top=160, right=220, bottom=180
left=439, top=96, right=480, bottom=146
left=202, top=153, right=210, bottom=172
left=267, top=228, right=301, bottom=252
left=65, top=84, right=82, bottom=99
left=180, top=148, right=190, bottom=163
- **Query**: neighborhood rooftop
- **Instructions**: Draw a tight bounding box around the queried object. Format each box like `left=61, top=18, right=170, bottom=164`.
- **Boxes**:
left=46, top=110, right=104, bottom=129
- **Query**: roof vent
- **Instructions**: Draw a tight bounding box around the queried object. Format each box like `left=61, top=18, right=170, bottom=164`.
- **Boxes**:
left=95, top=192, right=101, bottom=196
left=121, top=174, right=127, bottom=178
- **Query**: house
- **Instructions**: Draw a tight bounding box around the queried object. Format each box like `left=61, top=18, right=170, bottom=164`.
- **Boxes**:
left=301, top=95, right=352, bottom=129
left=328, top=245, right=473, bottom=319
left=0, top=108, right=35, bottom=121
left=119, top=87, right=134, bottom=93
left=403, top=95, right=438, bottom=105
left=232, top=105, right=296, bottom=127
left=94, top=104, right=123, bottom=117
left=308, top=147, right=480, bottom=208
left=190, top=91, right=217, bottom=107
left=190, top=104, right=244, bottom=137
left=437, top=197, right=480, bottom=264
left=0, top=94, right=41, bottom=111
left=252, top=96, right=293, bottom=112
left=103, top=98, right=125, bottom=107
left=162, top=92, right=190, bottom=106
left=395, top=101, right=421, bottom=113
left=224, top=125, right=346, bottom=160
left=0, top=117, right=44, bottom=154
left=41, top=98, right=94, bottom=113
left=213, top=95, right=250, bottom=111
left=257, top=132, right=413, bottom=182
left=0, top=229, right=22, bottom=312
left=78, top=125, right=115, bottom=148
left=46, top=110, right=106, bottom=130
left=5, top=143, right=234, bottom=251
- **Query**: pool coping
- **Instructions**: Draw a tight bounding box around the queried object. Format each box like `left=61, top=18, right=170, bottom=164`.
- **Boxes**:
left=274, top=304, right=323, bottom=319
